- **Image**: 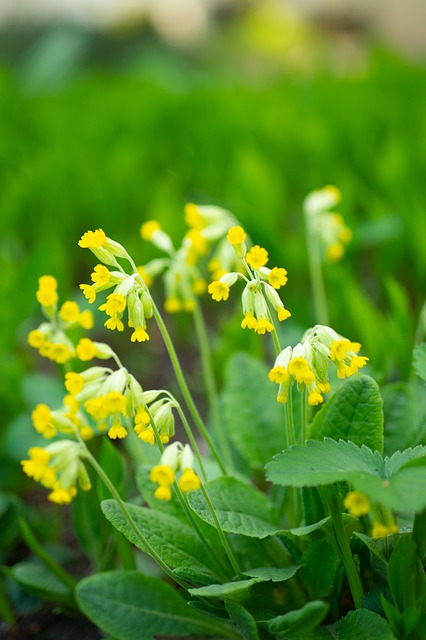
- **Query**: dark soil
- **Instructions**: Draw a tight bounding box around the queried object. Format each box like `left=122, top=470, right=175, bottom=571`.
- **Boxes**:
left=0, top=610, right=102, bottom=640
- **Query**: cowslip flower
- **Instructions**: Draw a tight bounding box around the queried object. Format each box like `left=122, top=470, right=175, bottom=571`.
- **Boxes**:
left=149, top=442, right=200, bottom=501
left=208, top=227, right=290, bottom=335
left=304, top=185, right=352, bottom=263
left=343, top=491, right=370, bottom=517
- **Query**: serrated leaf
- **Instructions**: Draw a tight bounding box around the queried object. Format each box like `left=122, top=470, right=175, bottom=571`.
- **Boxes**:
left=76, top=571, right=226, bottom=640
left=267, top=439, right=426, bottom=513
left=266, top=601, right=328, bottom=637
left=300, top=540, right=339, bottom=597
left=226, top=601, right=259, bottom=640
left=221, top=353, right=284, bottom=469
left=187, top=476, right=279, bottom=539
left=309, top=375, right=383, bottom=453
left=243, top=566, right=299, bottom=582
left=332, top=608, right=395, bottom=639
left=101, top=500, right=222, bottom=578
left=413, top=343, right=426, bottom=382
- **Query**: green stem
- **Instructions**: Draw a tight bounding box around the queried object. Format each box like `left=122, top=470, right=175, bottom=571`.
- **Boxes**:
left=199, top=484, right=242, bottom=579
left=18, top=518, right=76, bottom=592
left=286, top=383, right=296, bottom=447
left=0, top=573, right=16, bottom=629
left=152, top=301, right=226, bottom=474
left=80, top=443, right=188, bottom=589
left=306, top=219, right=329, bottom=325
left=301, top=387, right=308, bottom=444
left=175, top=405, right=208, bottom=482
left=192, top=299, right=234, bottom=471
left=319, top=486, right=364, bottom=608
left=412, top=508, right=426, bottom=561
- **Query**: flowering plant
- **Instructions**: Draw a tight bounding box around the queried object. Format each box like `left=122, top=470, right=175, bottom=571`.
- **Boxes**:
left=15, top=190, right=426, bottom=639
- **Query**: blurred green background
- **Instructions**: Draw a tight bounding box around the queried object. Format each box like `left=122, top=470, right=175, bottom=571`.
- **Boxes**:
left=1, top=0, right=426, bottom=598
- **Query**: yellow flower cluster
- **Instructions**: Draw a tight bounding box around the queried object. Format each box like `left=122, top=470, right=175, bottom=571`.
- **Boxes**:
left=21, top=442, right=91, bottom=505
left=28, top=275, right=95, bottom=365
left=208, top=226, right=290, bottom=335
left=303, top=185, right=352, bottom=263
left=269, top=325, right=368, bottom=405
left=343, top=491, right=398, bottom=539
left=149, top=442, right=200, bottom=501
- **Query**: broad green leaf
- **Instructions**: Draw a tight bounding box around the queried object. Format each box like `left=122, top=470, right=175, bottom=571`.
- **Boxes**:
left=221, top=353, right=284, bottom=469
left=188, top=601, right=230, bottom=620
left=309, top=375, right=384, bottom=453
left=173, top=567, right=217, bottom=586
left=189, top=579, right=260, bottom=601
left=243, top=566, right=299, bottom=582
left=101, top=499, right=222, bottom=578
left=10, top=562, right=72, bottom=603
left=381, top=383, right=415, bottom=455
left=187, top=476, right=279, bottom=539
left=266, top=601, right=328, bottom=637
left=226, top=601, right=259, bottom=640
left=267, top=439, right=426, bottom=513
left=388, top=535, right=426, bottom=613
left=334, top=608, right=395, bottom=639
left=300, top=540, right=339, bottom=597
left=302, top=487, right=326, bottom=525
left=76, top=571, right=227, bottom=640
left=413, top=343, right=426, bottom=382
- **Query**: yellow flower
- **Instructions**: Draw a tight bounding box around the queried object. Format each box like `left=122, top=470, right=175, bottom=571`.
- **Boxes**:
left=343, top=491, right=370, bottom=517
left=268, top=366, right=289, bottom=384
left=130, top=327, right=150, bottom=342
left=208, top=281, right=230, bottom=302
left=36, top=289, right=58, bottom=307
left=78, top=310, right=94, bottom=330
left=185, top=203, right=205, bottom=229
left=149, top=464, right=175, bottom=486
left=38, top=275, right=57, bottom=291
left=254, top=317, right=274, bottom=335
left=227, top=226, right=246, bottom=246
left=136, top=428, right=155, bottom=445
left=59, top=301, right=81, bottom=323
left=108, top=422, right=128, bottom=439
left=32, top=404, right=56, bottom=439
left=46, top=343, right=74, bottom=364
left=104, top=391, right=126, bottom=414
left=76, top=338, right=97, bottom=361
left=48, top=485, right=77, bottom=505
left=288, top=357, right=315, bottom=385
left=330, top=340, right=360, bottom=361
left=99, top=293, right=126, bottom=316
left=140, top=220, right=161, bottom=241
left=326, top=243, right=344, bottom=262
left=277, top=307, right=291, bottom=322
left=21, top=447, right=52, bottom=482
left=246, top=246, right=268, bottom=270
left=308, top=391, right=324, bottom=406
left=137, top=266, right=153, bottom=287
left=164, top=297, right=183, bottom=313
left=268, top=267, right=288, bottom=289
left=91, top=264, right=111, bottom=286
left=64, top=372, right=84, bottom=396
left=178, top=469, right=200, bottom=493
left=80, top=284, right=97, bottom=304
left=154, top=485, right=172, bottom=501
left=241, top=312, right=257, bottom=330
left=28, top=330, right=46, bottom=349
left=78, top=229, right=107, bottom=249
left=371, top=522, right=398, bottom=539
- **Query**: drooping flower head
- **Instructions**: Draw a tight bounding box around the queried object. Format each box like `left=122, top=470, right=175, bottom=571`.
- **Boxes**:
left=303, top=186, right=352, bottom=263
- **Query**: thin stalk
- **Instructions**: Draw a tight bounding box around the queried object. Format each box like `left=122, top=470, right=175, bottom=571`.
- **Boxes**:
left=18, top=518, right=76, bottom=592
left=320, top=486, right=364, bottom=608
left=175, top=405, right=208, bottom=482
left=192, top=298, right=234, bottom=471
left=152, top=301, right=226, bottom=474
left=79, top=441, right=188, bottom=589
left=286, top=383, right=296, bottom=447
left=306, top=219, right=329, bottom=325
left=0, top=575, right=15, bottom=629
left=199, top=483, right=242, bottom=579
left=301, top=387, right=308, bottom=444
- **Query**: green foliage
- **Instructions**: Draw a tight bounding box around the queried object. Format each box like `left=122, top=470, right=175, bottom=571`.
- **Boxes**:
left=413, top=343, right=426, bottom=382
left=309, top=374, right=384, bottom=452
left=266, top=601, right=329, bottom=637
left=187, top=476, right=279, bottom=539
left=221, top=352, right=284, bottom=469
left=76, top=571, right=230, bottom=640
left=300, top=540, right=339, bottom=598
left=267, top=439, right=426, bottom=512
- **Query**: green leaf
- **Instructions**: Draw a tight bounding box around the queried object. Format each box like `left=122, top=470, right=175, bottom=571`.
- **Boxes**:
left=97, top=438, right=126, bottom=502
left=189, top=579, right=260, bottom=601
left=10, top=562, right=72, bottom=603
left=413, top=343, right=426, bottom=382
left=309, top=375, right=384, bottom=453
left=226, top=601, right=259, bottom=640
left=266, top=601, right=328, bottom=637
left=388, top=535, right=426, bottom=613
left=267, top=438, right=426, bottom=512
left=333, top=608, right=395, bottom=639
left=173, top=567, right=217, bottom=587
left=353, top=532, right=387, bottom=563
left=381, top=383, right=415, bottom=455
left=101, top=499, right=222, bottom=578
left=76, top=571, right=226, bottom=640
left=243, top=566, right=300, bottom=582
left=300, top=540, right=339, bottom=598
left=221, top=353, right=284, bottom=469
left=187, top=476, right=279, bottom=539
